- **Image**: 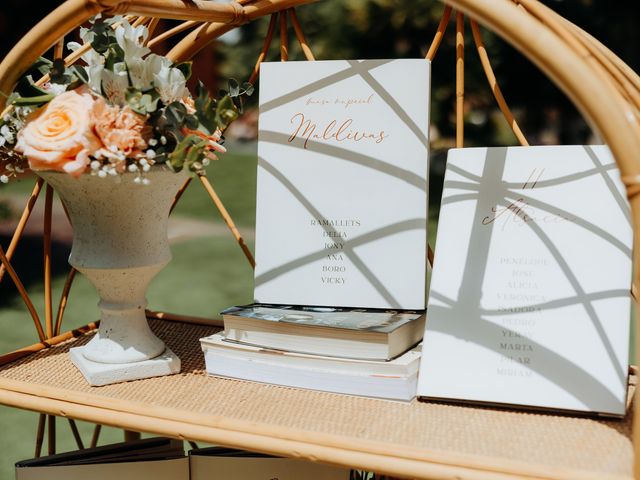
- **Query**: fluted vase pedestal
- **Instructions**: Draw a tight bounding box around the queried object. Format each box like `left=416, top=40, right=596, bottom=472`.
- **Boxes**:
left=39, top=168, right=187, bottom=386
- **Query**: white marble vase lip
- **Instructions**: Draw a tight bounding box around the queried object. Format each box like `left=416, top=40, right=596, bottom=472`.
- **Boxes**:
left=38, top=167, right=188, bottom=365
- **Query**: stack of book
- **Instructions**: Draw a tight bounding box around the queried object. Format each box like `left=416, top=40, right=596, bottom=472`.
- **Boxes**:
left=200, top=59, right=432, bottom=402
left=200, top=305, right=425, bottom=401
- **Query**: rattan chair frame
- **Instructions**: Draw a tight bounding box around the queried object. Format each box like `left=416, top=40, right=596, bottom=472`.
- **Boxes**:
left=0, top=0, right=639, bottom=478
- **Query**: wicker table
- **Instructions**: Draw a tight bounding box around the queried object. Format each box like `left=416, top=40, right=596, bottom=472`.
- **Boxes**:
left=0, top=318, right=634, bottom=480
left=0, top=0, right=639, bottom=478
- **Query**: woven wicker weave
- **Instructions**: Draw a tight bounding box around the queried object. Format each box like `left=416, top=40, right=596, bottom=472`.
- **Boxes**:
left=0, top=319, right=635, bottom=480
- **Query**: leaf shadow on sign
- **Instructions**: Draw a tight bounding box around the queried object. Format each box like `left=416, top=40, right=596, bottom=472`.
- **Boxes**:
left=426, top=146, right=631, bottom=411
left=254, top=157, right=427, bottom=309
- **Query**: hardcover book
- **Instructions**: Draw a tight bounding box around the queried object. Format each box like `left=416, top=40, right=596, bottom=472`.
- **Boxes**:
left=254, top=59, right=431, bottom=309
left=221, top=304, right=425, bottom=360
left=190, top=447, right=351, bottom=480
left=201, top=332, right=421, bottom=401
left=15, top=438, right=187, bottom=480
left=418, top=145, right=632, bottom=415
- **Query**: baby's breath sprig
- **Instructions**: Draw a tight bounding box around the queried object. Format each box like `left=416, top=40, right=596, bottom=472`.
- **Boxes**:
left=0, top=145, right=28, bottom=183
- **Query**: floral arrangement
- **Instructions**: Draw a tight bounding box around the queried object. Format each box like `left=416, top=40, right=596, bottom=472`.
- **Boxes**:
left=0, top=16, right=253, bottom=184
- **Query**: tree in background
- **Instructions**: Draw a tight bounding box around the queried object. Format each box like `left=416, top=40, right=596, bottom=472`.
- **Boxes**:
left=1, top=0, right=638, bottom=206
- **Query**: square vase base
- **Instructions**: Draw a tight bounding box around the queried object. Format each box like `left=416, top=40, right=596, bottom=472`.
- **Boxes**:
left=70, top=346, right=181, bottom=386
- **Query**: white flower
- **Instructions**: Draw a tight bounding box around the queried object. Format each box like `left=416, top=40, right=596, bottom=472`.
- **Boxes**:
left=1, top=124, right=14, bottom=144
left=98, top=170, right=107, bottom=178
left=67, top=27, right=103, bottom=66
left=0, top=175, right=8, bottom=183
left=128, top=54, right=171, bottom=91
left=115, top=20, right=150, bottom=63
left=86, top=64, right=105, bottom=95
left=128, top=164, right=138, bottom=172
left=145, top=149, right=156, bottom=159
left=90, top=160, right=101, bottom=170
left=101, top=68, right=129, bottom=105
left=43, top=83, right=68, bottom=96
left=154, top=65, right=187, bottom=104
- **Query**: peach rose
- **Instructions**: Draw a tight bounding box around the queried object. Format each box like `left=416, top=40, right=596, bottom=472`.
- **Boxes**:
left=15, top=88, right=102, bottom=177
left=92, top=97, right=149, bottom=156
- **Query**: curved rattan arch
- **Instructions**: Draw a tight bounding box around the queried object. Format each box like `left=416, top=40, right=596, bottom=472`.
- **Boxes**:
left=1, top=0, right=640, bottom=477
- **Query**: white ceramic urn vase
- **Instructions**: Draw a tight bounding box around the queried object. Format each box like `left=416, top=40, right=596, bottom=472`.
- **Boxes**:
left=39, top=168, right=187, bottom=386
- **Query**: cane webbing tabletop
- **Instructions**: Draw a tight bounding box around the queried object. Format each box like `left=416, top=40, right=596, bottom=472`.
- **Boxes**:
left=0, top=318, right=633, bottom=480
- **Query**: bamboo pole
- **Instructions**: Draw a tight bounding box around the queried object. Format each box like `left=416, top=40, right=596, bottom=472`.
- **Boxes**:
left=119, top=0, right=316, bottom=23
left=124, top=430, right=141, bottom=442
left=168, top=22, right=236, bottom=62
left=455, top=12, right=465, bottom=148
left=145, top=18, right=161, bottom=42
left=68, top=419, right=85, bottom=449
left=0, top=179, right=43, bottom=284
left=53, top=38, right=64, bottom=59
left=148, top=20, right=200, bottom=49
left=34, top=413, right=46, bottom=458
left=0, top=16, right=134, bottom=120
left=0, top=1, right=318, bottom=110
left=169, top=178, right=193, bottom=214
left=248, top=14, right=278, bottom=85
left=513, top=0, right=640, bottom=124
left=425, top=6, right=452, bottom=61
left=0, top=380, right=588, bottom=480
left=279, top=12, right=289, bottom=61
left=569, top=24, right=640, bottom=94
left=54, top=268, right=77, bottom=337
left=90, top=424, right=102, bottom=448
left=197, top=174, right=256, bottom=268
left=289, top=9, right=315, bottom=61
left=0, top=1, right=638, bottom=478
left=47, top=415, right=56, bottom=455
left=0, top=322, right=98, bottom=366
left=515, top=0, right=640, bottom=114
left=0, top=0, right=103, bottom=111
left=146, top=310, right=223, bottom=327
left=0, top=245, right=46, bottom=343
left=43, top=185, right=54, bottom=340
left=132, top=16, right=150, bottom=28
left=470, top=20, right=529, bottom=146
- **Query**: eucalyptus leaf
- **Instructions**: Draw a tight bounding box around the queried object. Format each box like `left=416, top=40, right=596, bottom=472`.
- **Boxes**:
left=91, top=34, right=110, bottom=54
left=15, top=76, right=50, bottom=99
left=174, top=62, right=193, bottom=81
left=50, top=59, right=70, bottom=85
left=215, top=95, right=239, bottom=130
left=228, top=79, right=240, bottom=97
left=242, top=82, right=254, bottom=96
left=29, top=57, right=53, bottom=78
left=71, top=65, right=89, bottom=84
left=168, top=134, right=200, bottom=172
left=185, top=114, right=199, bottom=130
left=12, top=94, right=55, bottom=106
left=165, top=101, right=188, bottom=127
left=125, top=87, right=160, bottom=115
